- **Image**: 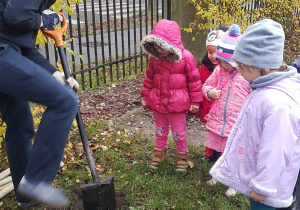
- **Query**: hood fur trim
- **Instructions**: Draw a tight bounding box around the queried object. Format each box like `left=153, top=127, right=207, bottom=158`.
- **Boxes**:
left=140, top=35, right=182, bottom=63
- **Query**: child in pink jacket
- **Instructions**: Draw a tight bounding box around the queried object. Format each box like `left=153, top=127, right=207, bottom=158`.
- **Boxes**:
left=140, top=19, right=202, bottom=173
left=202, top=24, right=251, bottom=195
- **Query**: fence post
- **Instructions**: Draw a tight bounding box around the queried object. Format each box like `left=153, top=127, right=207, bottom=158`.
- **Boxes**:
left=167, top=0, right=171, bottom=20
left=170, top=1, right=206, bottom=64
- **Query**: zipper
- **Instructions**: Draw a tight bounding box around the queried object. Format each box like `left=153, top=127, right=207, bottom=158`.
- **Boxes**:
left=220, top=72, right=237, bottom=136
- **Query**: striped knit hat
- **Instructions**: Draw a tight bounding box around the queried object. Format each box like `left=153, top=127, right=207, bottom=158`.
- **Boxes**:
left=206, top=29, right=226, bottom=47
left=216, top=24, right=241, bottom=65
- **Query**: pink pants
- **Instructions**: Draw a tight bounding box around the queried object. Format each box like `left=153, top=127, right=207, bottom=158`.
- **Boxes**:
left=153, top=110, right=188, bottom=153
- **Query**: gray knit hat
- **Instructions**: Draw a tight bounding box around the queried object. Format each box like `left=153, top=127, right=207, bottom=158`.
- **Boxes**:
left=232, top=19, right=285, bottom=69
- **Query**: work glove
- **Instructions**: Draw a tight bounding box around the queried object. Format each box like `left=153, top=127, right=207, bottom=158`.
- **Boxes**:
left=41, top=9, right=63, bottom=30
left=53, top=71, right=80, bottom=91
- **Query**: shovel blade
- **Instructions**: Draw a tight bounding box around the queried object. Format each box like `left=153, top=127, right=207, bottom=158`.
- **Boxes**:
left=81, top=176, right=116, bottom=210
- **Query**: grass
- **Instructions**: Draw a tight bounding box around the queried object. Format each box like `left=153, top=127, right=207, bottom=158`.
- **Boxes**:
left=0, top=119, right=249, bottom=209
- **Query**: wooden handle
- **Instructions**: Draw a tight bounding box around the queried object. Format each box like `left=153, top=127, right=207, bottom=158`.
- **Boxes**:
left=42, top=12, right=67, bottom=47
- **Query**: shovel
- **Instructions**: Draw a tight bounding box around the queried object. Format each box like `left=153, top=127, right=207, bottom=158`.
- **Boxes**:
left=42, top=12, right=116, bottom=210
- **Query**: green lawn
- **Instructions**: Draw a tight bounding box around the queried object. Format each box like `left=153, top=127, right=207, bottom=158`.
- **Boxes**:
left=0, top=119, right=249, bottom=209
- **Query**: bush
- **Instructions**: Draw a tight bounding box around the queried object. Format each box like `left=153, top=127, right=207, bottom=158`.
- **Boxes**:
left=184, top=0, right=300, bottom=64
left=184, top=0, right=300, bottom=35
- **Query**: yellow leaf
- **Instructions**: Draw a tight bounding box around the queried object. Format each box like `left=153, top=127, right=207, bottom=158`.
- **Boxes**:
left=72, top=120, right=77, bottom=127
left=188, top=161, right=194, bottom=168
left=68, top=142, right=73, bottom=148
left=120, top=175, right=125, bottom=179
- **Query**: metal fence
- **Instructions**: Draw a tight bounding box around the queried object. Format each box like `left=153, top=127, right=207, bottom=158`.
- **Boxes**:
left=40, top=0, right=171, bottom=90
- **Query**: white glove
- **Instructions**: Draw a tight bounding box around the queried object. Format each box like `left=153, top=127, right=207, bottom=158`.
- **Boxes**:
left=53, top=71, right=79, bottom=91
left=41, top=9, right=63, bottom=30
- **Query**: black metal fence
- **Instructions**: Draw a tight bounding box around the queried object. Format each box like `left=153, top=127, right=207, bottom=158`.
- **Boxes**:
left=39, top=0, right=171, bottom=90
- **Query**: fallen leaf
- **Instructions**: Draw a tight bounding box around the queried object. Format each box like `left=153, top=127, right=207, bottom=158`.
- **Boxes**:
left=100, top=145, right=108, bottom=150
left=68, top=142, right=73, bottom=148
left=188, top=161, right=194, bottom=168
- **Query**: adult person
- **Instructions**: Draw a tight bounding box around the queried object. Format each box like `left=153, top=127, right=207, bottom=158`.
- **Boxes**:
left=0, top=0, right=79, bottom=208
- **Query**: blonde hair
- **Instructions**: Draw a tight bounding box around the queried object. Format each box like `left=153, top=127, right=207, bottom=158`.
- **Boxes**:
left=259, top=63, right=287, bottom=76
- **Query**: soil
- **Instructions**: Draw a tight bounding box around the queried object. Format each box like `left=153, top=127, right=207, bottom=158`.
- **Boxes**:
left=78, top=74, right=208, bottom=147
left=69, top=74, right=208, bottom=209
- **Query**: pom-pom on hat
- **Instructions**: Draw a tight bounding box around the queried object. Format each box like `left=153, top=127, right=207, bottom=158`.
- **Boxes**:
left=206, top=30, right=226, bottom=47
left=216, top=24, right=241, bottom=63
left=232, top=19, right=284, bottom=69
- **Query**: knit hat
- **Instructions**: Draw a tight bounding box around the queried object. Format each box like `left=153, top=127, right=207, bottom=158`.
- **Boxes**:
left=206, top=30, right=226, bottom=47
left=232, top=19, right=285, bottom=69
left=216, top=24, right=241, bottom=64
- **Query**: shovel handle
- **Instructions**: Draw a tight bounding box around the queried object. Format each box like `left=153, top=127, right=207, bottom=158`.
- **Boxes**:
left=41, top=12, right=67, bottom=47
left=42, top=13, right=100, bottom=183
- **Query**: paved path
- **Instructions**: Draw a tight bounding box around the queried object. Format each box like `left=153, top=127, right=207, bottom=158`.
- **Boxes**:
left=63, top=1, right=161, bottom=25
left=40, top=26, right=152, bottom=67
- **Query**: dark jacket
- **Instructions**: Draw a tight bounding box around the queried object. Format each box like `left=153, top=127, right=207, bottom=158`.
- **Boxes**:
left=0, top=0, right=55, bottom=48
left=0, top=0, right=57, bottom=73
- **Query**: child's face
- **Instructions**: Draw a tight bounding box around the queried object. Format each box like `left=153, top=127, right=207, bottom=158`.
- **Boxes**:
left=207, top=45, right=217, bottom=65
left=218, top=59, right=234, bottom=73
left=154, top=44, right=170, bottom=57
left=236, top=62, right=260, bottom=83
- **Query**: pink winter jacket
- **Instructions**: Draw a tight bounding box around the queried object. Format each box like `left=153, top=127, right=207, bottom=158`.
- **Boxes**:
left=140, top=19, right=202, bottom=113
left=203, top=66, right=251, bottom=137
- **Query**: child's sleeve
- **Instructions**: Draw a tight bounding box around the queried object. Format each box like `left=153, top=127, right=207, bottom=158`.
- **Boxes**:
left=185, top=54, right=203, bottom=105
left=202, top=66, right=220, bottom=100
left=249, top=103, right=300, bottom=197
left=140, top=57, right=155, bottom=101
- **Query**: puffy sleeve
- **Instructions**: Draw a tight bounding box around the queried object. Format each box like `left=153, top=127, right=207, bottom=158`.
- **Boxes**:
left=140, top=57, right=155, bottom=101
left=184, top=51, right=203, bottom=105
left=249, top=103, right=300, bottom=197
left=202, top=66, right=220, bottom=100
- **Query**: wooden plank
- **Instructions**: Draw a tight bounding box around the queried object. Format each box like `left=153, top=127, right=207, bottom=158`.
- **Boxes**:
left=0, top=182, right=12, bottom=191
left=0, top=176, right=12, bottom=187
left=0, top=168, right=10, bottom=180
left=0, top=182, right=13, bottom=199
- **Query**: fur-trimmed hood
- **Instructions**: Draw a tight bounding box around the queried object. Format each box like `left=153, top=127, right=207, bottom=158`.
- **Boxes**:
left=140, top=19, right=184, bottom=62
